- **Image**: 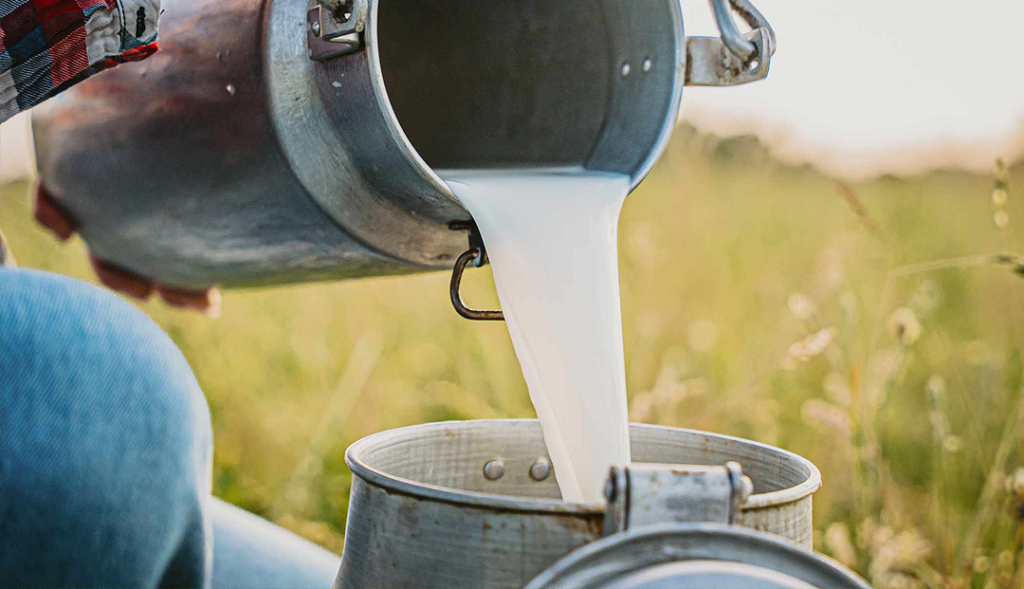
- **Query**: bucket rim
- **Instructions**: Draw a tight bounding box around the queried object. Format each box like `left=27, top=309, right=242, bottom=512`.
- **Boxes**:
left=345, top=419, right=821, bottom=514
left=365, top=0, right=688, bottom=200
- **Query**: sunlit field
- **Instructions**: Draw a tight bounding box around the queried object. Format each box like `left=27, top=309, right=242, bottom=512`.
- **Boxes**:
left=3, top=126, right=1022, bottom=588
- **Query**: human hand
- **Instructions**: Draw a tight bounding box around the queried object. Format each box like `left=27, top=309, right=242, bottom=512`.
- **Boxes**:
left=34, top=184, right=222, bottom=317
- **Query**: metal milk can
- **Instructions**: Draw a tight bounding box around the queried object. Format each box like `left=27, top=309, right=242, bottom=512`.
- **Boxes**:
left=334, top=420, right=869, bottom=589
left=31, top=0, right=776, bottom=292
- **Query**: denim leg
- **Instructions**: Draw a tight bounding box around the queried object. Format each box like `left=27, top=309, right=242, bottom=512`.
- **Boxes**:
left=1, top=268, right=342, bottom=589
left=209, top=498, right=339, bottom=589
left=1, top=268, right=214, bottom=588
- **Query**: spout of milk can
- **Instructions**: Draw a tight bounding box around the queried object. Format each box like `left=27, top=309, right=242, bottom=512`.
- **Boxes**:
left=602, top=461, right=754, bottom=535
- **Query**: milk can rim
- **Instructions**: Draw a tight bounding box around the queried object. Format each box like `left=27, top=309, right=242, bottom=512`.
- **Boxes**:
left=363, top=0, right=688, bottom=203
left=345, top=419, right=821, bottom=514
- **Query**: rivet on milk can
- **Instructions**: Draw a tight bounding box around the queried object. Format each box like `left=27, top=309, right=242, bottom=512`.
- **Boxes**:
left=483, top=459, right=505, bottom=481
left=529, top=457, right=551, bottom=482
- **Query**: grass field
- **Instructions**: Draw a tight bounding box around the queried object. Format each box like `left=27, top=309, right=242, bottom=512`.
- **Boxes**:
left=2, top=126, right=1023, bottom=588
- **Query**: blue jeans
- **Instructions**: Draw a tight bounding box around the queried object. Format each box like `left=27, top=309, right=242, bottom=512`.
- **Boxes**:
left=0, top=268, right=340, bottom=588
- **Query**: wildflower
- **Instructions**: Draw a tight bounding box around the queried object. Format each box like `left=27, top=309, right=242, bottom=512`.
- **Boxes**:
left=973, top=556, right=990, bottom=574
left=992, top=187, right=1008, bottom=207
left=823, top=371, right=851, bottom=407
left=650, top=366, right=687, bottom=405
left=994, top=210, right=1009, bottom=229
left=997, top=550, right=1014, bottom=570
left=995, top=158, right=1008, bottom=181
left=1008, top=468, right=1024, bottom=496
left=801, top=399, right=851, bottom=437
left=783, top=328, right=837, bottom=370
left=794, top=328, right=836, bottom=361
left=887, top=308, right=921, bottom=346
left=824, top=522, right=858, bottom=567
left=686, top=319, right=719, bottom=352
left=868, top=529, right=931, bottom=588
left=788, top=292, right=817, bottom=320
left=856, top=517, right=878, bottom=551
left=992, top=159, right=1010, bottom=229
left=942, top=435, right=962, bottom=453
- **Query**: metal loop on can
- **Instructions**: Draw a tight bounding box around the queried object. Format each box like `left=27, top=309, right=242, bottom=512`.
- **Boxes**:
left=708, top=0, right=777, bottom=62
left=449, top=225, right=504, bottom=321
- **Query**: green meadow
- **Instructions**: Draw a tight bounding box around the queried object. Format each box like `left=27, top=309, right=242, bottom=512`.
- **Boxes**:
left=3, top=126, right=1022, bottom=588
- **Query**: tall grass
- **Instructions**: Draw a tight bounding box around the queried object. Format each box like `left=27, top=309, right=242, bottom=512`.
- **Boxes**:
left=2, top=126, right=1022, bottom=587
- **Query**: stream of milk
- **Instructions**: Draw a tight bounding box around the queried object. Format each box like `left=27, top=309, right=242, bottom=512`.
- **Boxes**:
left=443, top=168, right=632, bottom=503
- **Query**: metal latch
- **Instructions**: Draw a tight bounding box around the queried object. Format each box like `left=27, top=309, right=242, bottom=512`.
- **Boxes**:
left=307, top=0, right=368, bottom=61
left=685, top=0, right=777, bottom=87
left=603, top=462, right=754, bottom=535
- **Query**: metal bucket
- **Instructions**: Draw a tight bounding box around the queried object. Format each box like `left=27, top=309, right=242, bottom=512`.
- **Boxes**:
left=335, top=419, right=821, bottom=589
left=31, top=0, right=685, bottom=288
left=30, top=0, right=774, bottom=291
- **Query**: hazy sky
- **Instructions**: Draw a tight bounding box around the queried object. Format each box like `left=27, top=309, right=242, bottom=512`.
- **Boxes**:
left=680, top=0, right=1024, bottom=178
left=3, top=1, right=1024, bottom=181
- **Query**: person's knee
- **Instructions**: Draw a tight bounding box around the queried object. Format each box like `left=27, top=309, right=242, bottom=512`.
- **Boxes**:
left=1, top=268, right=213, bottom=587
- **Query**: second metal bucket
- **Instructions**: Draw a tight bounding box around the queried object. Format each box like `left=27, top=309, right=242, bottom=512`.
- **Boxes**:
left=335, top=419, right=821, bottom=589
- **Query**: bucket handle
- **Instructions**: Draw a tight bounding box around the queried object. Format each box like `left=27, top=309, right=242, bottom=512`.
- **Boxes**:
left=708, top=0, right=777, bottom=63
left=449, top=222, right=504, bottom=322
left=686, top=0, right=778, bottom=86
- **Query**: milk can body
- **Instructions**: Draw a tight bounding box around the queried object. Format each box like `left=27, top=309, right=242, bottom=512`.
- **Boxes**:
left=30, top=0, right=686, bottom=289
left=335, top=420, right=821, bottom=589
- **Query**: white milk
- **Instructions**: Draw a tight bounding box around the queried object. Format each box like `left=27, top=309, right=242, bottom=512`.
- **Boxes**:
left=443, top=168, right=631, bottom=503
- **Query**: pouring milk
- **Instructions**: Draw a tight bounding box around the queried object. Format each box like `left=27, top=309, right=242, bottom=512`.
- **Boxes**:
left=443, top=168, right=631, bottom=503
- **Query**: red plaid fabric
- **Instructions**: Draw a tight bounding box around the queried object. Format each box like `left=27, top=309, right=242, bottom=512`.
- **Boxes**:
left=0, top=0, right=160, bottom=123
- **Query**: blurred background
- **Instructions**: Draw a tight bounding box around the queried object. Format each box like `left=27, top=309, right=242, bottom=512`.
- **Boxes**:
left=2, top=1, right=1024, bottom=588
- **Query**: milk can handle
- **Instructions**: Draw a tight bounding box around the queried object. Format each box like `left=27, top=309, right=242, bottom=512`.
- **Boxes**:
left=708, top=0, right=777, bottom=62
left=449, top=223, right=505, bottom=321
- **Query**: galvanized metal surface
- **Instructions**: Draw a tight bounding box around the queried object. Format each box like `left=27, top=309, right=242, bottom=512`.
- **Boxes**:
left=31, top=0, right=687, bottom=289
left=306, top=0, right=365, bottom=61
left=603, top=462, right=753, bottom=534
left=32, top=0, right=403, bottom=289
left=448, top=226, right=503, bottom=321
left=685, top=28, right=773, bottom=87
left=525, top=524, right=870, bottom=589
left=333, top=420, right=821, bottom=589
left=708, top=0, right=777, bottom=62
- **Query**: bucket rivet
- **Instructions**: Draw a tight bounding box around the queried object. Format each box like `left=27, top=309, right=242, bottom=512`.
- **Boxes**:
left=604, top=477, right=616, bottom=502
left=642, top=57, right=653, bottom=72
left=620, top=62, right=631, bottom=77
left=529, top=457, right=551, bottom=481
left=311, top=21, right=321, bottom=36
left=483, top=459, right=505, bottom=480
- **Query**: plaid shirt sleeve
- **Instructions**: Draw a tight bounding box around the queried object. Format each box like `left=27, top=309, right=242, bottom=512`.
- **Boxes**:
left=0, top=0, right=160, bottom=123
